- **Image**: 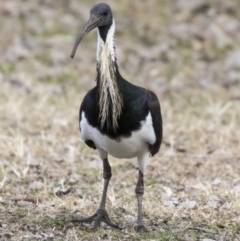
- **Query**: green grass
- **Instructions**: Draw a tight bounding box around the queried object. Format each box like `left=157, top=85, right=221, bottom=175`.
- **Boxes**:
left=41, top=217, right=68, bottom=228
left=1, top=63, right=16, bottom=74
left=16, top=207, right=28, bottom=219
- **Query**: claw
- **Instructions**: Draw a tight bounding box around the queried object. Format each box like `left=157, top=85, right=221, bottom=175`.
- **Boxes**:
left=71, top=209, right=120, bottom=230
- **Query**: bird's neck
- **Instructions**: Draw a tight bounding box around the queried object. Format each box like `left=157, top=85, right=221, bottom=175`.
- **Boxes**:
left=96, top=20, right=123, bottom=132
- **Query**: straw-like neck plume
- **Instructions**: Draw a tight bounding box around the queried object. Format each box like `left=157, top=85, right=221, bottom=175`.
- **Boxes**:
left=96, top=20, right=122, bottom=132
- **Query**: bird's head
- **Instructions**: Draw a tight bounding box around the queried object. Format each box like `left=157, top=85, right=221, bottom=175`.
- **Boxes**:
left=71, top=3, right=113, bottom=58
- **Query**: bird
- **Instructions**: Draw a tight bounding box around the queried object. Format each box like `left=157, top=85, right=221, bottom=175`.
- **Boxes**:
left=70, top=3, right=162, bottom=232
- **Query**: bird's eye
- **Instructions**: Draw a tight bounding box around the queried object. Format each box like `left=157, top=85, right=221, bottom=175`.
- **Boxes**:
left=103, top=10, right=108, bottom=16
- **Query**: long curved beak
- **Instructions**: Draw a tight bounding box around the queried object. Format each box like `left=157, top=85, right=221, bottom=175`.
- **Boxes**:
left=71, top=15, right=102, bottom=58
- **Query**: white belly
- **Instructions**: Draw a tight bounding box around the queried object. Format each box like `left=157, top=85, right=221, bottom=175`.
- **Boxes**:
left=80, top=112, right=156, bottom=159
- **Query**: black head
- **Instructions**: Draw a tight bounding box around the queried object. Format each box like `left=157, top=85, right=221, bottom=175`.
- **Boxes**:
left=71, top=3, right=113, bottom=58
left=90, top=3, right=112, bottom=27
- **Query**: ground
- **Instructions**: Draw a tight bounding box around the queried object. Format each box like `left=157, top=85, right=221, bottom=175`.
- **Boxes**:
left=0, top=0, right=240, bottom=240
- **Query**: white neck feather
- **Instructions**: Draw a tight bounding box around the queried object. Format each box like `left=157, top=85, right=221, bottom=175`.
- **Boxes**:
left=96, top=20, right=122, bottom=132
left=97, top=20, right=116, bottom=63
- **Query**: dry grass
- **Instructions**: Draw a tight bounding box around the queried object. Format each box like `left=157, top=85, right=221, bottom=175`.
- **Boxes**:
left=1, top=0, right=240, bottom=240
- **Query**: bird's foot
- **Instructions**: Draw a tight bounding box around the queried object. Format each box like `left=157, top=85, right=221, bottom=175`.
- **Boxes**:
left=71, top=209, right=120, bottom=231
left=135, top=225, right=148, bottom=232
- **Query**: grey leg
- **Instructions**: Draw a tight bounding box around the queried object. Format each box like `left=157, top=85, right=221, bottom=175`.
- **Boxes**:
left=99, top=158, right=112, bottom=209
left=135, top=170, right=147, bottom=232
left=71, top=158, right=119, bottom=230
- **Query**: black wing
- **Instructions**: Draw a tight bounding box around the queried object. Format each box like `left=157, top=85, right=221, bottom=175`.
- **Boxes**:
left=147, top=91, right=162, bottom=156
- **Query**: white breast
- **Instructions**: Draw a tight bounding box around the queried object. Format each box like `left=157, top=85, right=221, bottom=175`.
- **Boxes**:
left=80, top=112, right=156, bottom=159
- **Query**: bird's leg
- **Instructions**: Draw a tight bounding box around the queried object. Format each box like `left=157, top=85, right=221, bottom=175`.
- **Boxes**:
left=135, top=169, right=147, bottom=232
left=72, top=157, right=119, bottom=230
left=99, top=157, right=111, bottom=209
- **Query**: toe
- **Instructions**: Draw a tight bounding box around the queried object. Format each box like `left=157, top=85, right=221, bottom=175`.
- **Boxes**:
left=135, top=225, right=148, bottom=232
